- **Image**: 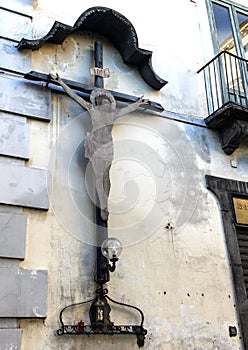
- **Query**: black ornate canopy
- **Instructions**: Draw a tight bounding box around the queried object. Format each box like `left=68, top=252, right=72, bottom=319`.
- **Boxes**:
left=17, top=6, right=167, bottom=90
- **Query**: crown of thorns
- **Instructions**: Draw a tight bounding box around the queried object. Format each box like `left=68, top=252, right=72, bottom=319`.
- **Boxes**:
left=90, top=88, right=116, bottom=107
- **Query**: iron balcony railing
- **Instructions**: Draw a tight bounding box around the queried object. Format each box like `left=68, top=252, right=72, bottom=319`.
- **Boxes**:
left=197, top=51, right=248, bottom=116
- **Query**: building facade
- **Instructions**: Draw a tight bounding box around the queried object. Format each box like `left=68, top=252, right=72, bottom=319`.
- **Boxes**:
left=0, top=0, right=248, bottom=349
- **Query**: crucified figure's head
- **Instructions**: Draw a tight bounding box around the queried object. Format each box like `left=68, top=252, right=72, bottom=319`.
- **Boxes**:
left=90, top=89, right=116, bottom=112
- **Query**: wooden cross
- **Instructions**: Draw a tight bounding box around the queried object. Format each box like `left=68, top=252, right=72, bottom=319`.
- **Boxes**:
left=23, top=41, right=164, bottom=285
left=23, top=58, right=164, bottom=112
left=92, top=41, right=112, bottom=285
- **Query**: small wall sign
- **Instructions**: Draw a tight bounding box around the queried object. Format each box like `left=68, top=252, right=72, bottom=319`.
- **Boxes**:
left=233, top=197, right=248, bottom=225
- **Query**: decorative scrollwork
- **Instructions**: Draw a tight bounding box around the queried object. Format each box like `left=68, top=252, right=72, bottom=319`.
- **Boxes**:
left=57, top=323, right=147, bottom=336
left=17, top=6, right=167, bottom=90
left=56, top=289, right=147, bottom=347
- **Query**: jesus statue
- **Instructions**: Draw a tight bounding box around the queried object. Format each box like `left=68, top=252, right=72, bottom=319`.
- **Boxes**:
left=50, top=73, right=149, bottom=221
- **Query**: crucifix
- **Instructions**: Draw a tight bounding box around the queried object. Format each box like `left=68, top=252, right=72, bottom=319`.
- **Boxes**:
left=25, top=41, right=164, bottom=285
left=48, top=41, right=155, bottom=286
left=17, top=5, right=168, bottom=346
left=22, top=39, right=164, bottom=347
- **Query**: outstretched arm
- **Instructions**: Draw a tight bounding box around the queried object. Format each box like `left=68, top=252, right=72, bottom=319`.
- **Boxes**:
left=117, top=96, right=149, bottom=117
left=49, top=73, right=92, bottom=111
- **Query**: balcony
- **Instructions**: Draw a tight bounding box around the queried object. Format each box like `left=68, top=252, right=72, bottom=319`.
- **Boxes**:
left=198, top=51, right=248, bottom=154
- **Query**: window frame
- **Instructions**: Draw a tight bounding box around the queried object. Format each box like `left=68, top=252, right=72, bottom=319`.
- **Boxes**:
left=206, top=0, right=248, bottom=107
left=206, top=0, right=248, bottom=58
left=206, top=175, right=248, bottom=349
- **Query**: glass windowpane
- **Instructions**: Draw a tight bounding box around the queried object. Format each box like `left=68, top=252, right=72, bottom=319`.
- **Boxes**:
left=212, top=2, right=236, bottom=53
left=237, top=12, right=248, bottom=59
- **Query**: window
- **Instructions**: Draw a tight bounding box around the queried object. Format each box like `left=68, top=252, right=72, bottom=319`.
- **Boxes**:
left=197, top=1, right=248, bottom=152
left=237, top=11, right=248, bottom=59
left=201, top=0, right=248, bottom=118
left=208, top=0, right=248, bottom=59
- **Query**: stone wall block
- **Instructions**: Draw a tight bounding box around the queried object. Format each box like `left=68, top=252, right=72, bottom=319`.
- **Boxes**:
left=0, top=212, right=27, bottom=259
left=0, top=162, right=49, bottom=210
left=0, top=268, right=47, bottom=317
left=0, top=76, right=51, bottom=121
left=0, top=8, right=32, bottom=41
left=0, top=38, right=31, bottom=73
left=0, top=116, right=30, bottom=159
left=0, top=329, right=22, bottom=350
left=0, top=0, right=33, bottom=17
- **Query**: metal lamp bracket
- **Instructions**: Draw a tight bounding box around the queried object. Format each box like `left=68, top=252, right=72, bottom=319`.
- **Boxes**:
left=56, top=287, right=147, bottom=347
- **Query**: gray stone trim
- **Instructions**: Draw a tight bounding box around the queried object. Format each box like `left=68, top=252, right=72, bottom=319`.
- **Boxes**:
left=0, top=38, right=31, bottom=72
left=0, top=162, right=49, bottom=210
left=0, top=115, right=30, bottom=159
left=0, top=7, right=32, bottom=42
left=0, top=75, right=51, bottom=121
left=0, top=328, right=22, bottom=350
left=0, top=212, right=26, bottom=259
left=0, top=318, right=17, bottom=328
left=0, top=268, right=47, bottom=317
left=0, top=0, right=33, bottom=17
left=206, top=175, right=248, bottom=350
left=0, top=259, right=20, bottom=268
left=0, top=204, right=22, bottom=214
left=161, top=109, right=207, bottom=127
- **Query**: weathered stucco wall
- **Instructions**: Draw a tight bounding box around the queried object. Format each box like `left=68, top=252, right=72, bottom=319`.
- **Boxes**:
left=1, top=0, right=248, bottom=349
